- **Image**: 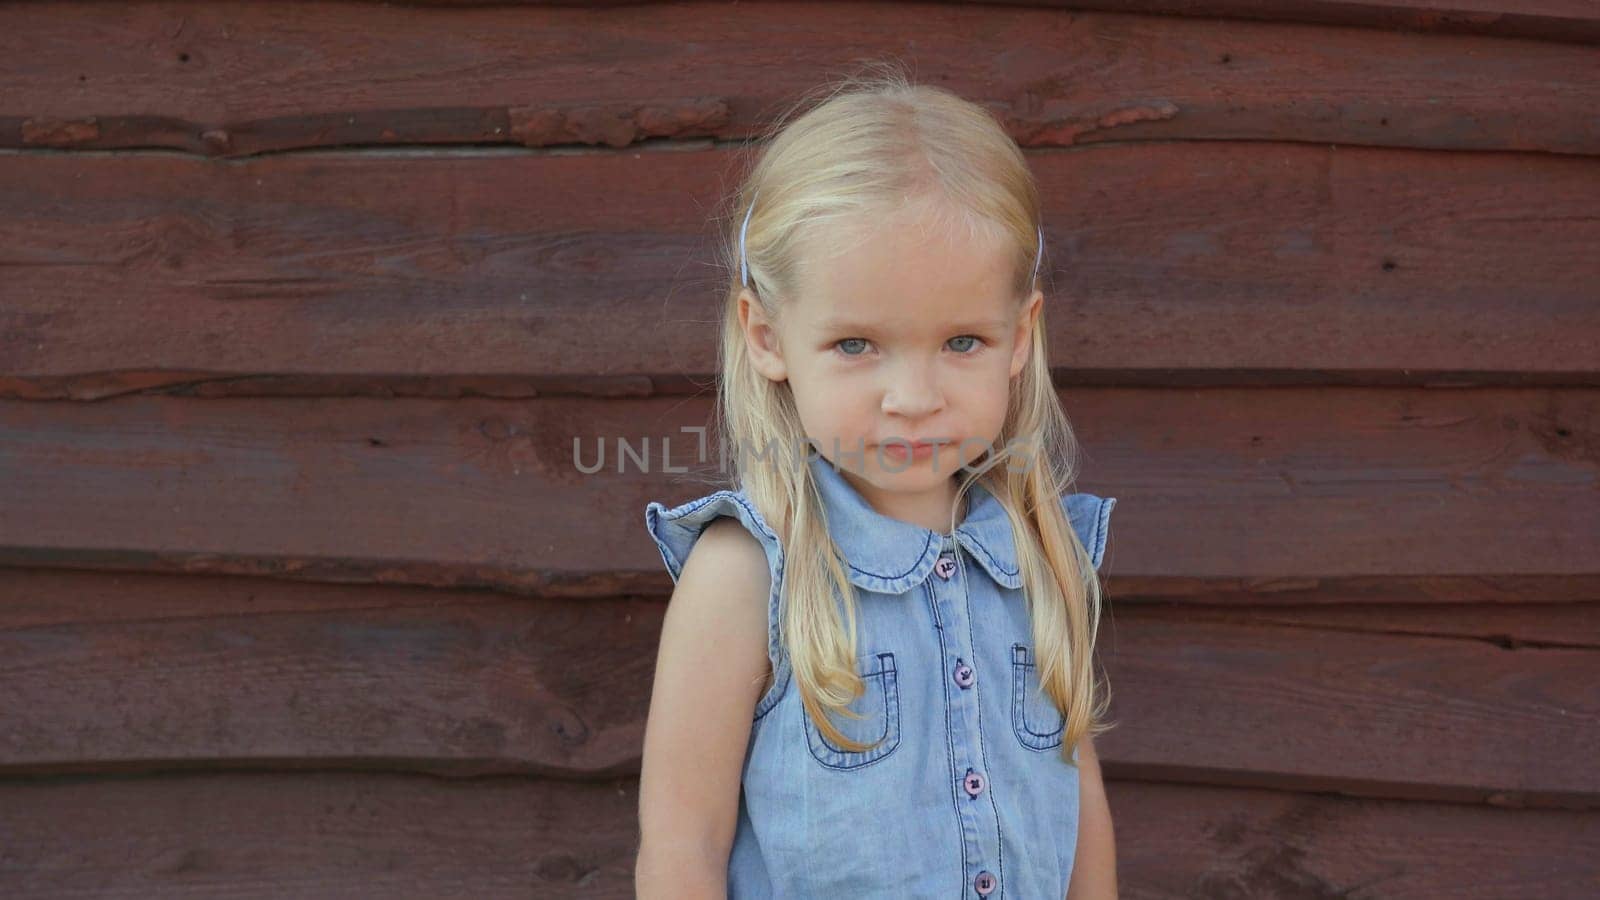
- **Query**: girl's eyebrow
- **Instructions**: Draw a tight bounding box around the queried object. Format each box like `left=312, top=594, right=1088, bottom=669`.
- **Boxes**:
left=816, top=316, right=1009, bottom=333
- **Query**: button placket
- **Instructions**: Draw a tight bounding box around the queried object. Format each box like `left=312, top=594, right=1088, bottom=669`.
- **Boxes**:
left=945, top=552, right=976, bottom=689
left=932, top=535, right=999, bottom=897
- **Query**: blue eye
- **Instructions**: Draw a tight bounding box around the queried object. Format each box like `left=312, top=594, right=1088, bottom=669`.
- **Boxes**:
left=833, top=336, right=983, bottom=357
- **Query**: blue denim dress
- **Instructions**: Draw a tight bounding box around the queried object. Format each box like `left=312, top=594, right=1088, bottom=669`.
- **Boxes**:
left=645, top=454, right=1116, bottom=898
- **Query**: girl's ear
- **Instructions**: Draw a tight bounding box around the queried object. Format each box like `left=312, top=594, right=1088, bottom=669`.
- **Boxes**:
left=1009, top=289, right=1044, bottom=379
left=739, top=289, right=789, bottom=383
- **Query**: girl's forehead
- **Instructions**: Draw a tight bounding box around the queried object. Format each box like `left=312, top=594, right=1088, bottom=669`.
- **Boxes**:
left=791, top=219, right=1018, bottom=328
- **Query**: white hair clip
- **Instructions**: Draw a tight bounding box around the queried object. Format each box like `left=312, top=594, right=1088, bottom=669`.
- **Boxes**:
left=1031, top=225, right=1044, bottom=286
left=740, top=189, right=760, bottom=287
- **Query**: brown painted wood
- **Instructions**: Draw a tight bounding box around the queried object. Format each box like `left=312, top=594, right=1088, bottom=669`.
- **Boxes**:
left=2, top=569, right=1595, bottom=806
left=0, top=771, right=641, bottom=897
left=1094, top=613, right=1600, bottom=809
left=1105, top=575, right=1600, bottom=613
left=6, top=4, right=1595, bottom=157
left=0, top=1, right=1592, bottom=892
left=0, top=772, right=1596, bottom=898
left=0, top=588, right=658, bottom=779
left=978, top=0, right=1600, bottom=45
left=0, top=388, right=1594, bottom=588
left=1106, top=780, right=1600, bottom=897
left=1, top=144, right=1596, bottom=400
left=1117, top=600, right=1600, bottom=649
left=393, top=1, right=1600, bottom=45
left=5, top=568, right=1594, bottom=645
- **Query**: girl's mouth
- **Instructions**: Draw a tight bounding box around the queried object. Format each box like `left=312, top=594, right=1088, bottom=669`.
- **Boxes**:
left=880, top=440, right=944, bottom=461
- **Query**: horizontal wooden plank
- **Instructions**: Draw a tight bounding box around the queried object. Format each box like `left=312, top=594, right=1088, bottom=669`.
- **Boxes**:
left=6, top=3, right=1596, bottom=157
left=0, top=590, right=659, bottom=779
left=1097, top=609, right=1600, bottom=808
left=1107, top=780, right=1600, bottom=898
left=1, top=144, right=1596, bottom=399
left=300, top=0, right=1600, bottom=46
left=5, top=568, right=1593, bottom=647
left=1127, top=600, right=1600, bottom=648
left=0, top=772, right=1595, bottom=898
left=1, top=571, right=1595, bottom=805
left=0, top=388, right=1595, bottom=586
left=994, top=0, right=1600, bottom=44
left=0, top=771, right=639, bottom=897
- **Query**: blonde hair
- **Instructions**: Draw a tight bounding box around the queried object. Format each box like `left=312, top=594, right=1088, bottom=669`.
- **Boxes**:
left=712, top=60, right=1112, bottom=765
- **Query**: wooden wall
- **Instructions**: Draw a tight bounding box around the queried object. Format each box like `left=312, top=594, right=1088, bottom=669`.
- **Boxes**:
left=2, top=1, right=1597, bottom=895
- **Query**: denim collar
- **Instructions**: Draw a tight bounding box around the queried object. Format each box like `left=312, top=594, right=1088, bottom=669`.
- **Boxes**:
left=808, top=453, right=1022, bottom=594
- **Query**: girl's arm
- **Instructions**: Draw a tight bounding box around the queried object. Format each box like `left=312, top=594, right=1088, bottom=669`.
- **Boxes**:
left=635, top=517, right=775, bottom=898
left=1066, top=735, right=1119, bottom=900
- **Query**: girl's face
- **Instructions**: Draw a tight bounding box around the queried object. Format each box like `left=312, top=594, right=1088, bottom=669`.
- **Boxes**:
left=740, top=211, right=1043, bottom=522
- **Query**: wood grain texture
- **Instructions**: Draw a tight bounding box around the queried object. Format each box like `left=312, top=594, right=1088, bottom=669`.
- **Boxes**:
left=369, top=0, right=1600, bottom=46
left=1, top=142, right=1596, bottom=399
left=1122, top=599, right=1600, bottom=648
left=5, top=3, right=1596, bottom=156
left=0, top=1, right=1596, bottom=893
left=0, top=773, right=1595, bottom=898
left=1, top=388, right=1595, bottom=587
left=0, top=587, right=657, bottom=779
left=0, top=771, right=640, bottom=897
left=1, top=569, right=1595, bottom=808
left=971, top=0, right=1600, bottom=44
left=1107, top=779, right=1600, bottom=898
left=1095, top=607, right=1600, bottom=808
left=5, top=569, right=1593, bottom=645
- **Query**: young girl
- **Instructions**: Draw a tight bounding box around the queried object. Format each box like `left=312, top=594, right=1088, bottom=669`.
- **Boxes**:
left=636, top=66, right=1119, bottom=899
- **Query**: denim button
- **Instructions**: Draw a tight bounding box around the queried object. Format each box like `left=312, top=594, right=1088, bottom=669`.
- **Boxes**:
left=953, top=661, right=974, bottom=688
left=963, top=768, right=985, bottom=797
left=934, top=554, right=958, bottom=579
left=974, top=870, right=996, bottom=895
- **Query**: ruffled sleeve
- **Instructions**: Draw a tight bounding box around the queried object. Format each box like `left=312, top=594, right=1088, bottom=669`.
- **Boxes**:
left=644, top=489, right=790, bottom=719
left=1062, top=492, right=1117, bottom=572
left=644, top=489, right=783, bottom=583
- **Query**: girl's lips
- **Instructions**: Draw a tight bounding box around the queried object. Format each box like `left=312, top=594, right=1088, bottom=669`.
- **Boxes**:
left=879, top=440, right=945, bottom=460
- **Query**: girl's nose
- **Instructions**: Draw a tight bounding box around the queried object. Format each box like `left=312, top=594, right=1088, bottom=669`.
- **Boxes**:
left=881, top=367, right=945, bottom=419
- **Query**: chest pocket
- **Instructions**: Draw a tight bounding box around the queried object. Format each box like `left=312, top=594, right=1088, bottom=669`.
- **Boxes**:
left=803, top=651, right=901, bottom=770
left=1011, top=643, right=1066, bottom=751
